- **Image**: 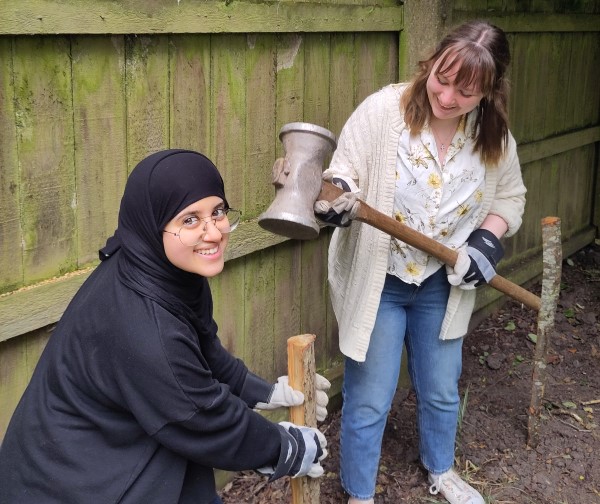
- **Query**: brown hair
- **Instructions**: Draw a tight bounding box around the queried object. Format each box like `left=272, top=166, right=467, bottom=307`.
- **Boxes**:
left=401, top=20, right=511, bottom=166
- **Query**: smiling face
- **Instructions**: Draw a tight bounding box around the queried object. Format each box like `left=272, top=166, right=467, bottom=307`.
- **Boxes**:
left=426, top=53, right=485, bottom=123
left=162, top=196, right=229, bottom=278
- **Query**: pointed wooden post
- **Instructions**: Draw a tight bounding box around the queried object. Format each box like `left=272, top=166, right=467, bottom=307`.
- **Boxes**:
left=528, top=217, right=562, bottom=448
left=287, top=334, right=319, bottom=504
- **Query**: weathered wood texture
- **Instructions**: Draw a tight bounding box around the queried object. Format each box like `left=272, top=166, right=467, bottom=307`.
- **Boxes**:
left=528, top=217, right=562, bottom=448
left=1, top=1, right=600, bottom=444
left=0, top=0, right=403, bottom=34
left=287, top=334, right=319, bottom=503
left=0, top=11, right=400, bottom=435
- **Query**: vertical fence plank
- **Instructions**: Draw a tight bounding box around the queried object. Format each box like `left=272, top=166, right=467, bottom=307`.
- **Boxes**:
left=0, top=37, right=22, bottom=293
left=0, top=338, right=28, bottom=441
left=245, top=33, right=277, bottom=220
left=71, top=35, right=127, bottom=265
left=544, top=32, right=568, bottom=137
left=170, top=34, right=212, bottom=153
left=125, top=35, right=170, bottom=172
left=580, top=32, right=600, bottom=128
left=508, top=33, right=528, bottom=143
left=210, top=35, right=249, bottom=367
left=303, top=33, right=333, bottom=369
left=0, top=327, right=50, bottom=442
left=209, top=257, right=246, bottom=357
left=565, top=32, right=584, bottom=131
left=13, top=36, right=76, bottom=284
left=275, top=33, right=305, bottom=135
left=273, top=242, right=303, bottom=376
left=531, top=33, right=550, bottom=139
left=303, top=33, right=331, bottom=128
left=329, top=33, right=356, bottom=136
left=243, top=34, right=278, bottom=378
left=244, top=250, right=276, bottom=379
left=355, top=32, right=399, bottom=105
left=272, top=32, right=306, bottom=375
left=560, top=147, right=594, bottom=240
left=211, top=34, right=247, bottom=206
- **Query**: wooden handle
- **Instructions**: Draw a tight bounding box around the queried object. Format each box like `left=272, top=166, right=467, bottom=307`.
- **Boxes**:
left=318, top=181, right=541, bottom=311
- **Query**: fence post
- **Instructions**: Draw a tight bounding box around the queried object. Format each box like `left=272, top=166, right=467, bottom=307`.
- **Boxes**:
left=528, top=217, right=562, bottom=447
left=287, top=334, right=319, bottom=504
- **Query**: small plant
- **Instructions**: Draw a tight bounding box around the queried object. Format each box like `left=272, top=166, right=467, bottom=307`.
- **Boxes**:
left=512, top=354, right=525, bottom=366
left=478, top=351, right=489, bottom=365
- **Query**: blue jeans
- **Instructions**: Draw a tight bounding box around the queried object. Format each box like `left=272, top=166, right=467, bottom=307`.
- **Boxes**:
left=339, top=269, right=463, bottom=500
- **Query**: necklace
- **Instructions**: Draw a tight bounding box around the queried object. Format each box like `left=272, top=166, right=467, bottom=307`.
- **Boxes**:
left=430, top=124, right=457, bottom=152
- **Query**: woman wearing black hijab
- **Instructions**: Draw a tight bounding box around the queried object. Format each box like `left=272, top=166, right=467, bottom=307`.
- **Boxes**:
left=0, top=150, right=327, bottom=504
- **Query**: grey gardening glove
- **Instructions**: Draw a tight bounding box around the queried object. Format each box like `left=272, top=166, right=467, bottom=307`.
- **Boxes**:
left=447, top=229, right=504, bottom=289
left=314, top=173, right=361, bottom=227
left=257, top=422, right=328, bottom=479
left=255, top=374, right=331, bottom=422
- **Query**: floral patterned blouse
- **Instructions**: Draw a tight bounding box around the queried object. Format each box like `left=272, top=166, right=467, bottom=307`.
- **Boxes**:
left=387, top=113, right=486, bottom=284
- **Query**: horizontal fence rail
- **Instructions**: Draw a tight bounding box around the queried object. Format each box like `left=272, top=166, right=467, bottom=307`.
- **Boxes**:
left=0, top=1, right=404, bottom=34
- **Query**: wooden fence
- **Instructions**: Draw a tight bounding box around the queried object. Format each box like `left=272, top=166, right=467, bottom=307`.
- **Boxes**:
left=0, top=0, right=403, bottom=437
left=1, top=0, right=599, bottom=441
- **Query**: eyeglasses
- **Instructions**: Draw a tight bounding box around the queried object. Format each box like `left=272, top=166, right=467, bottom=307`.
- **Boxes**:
left=163, top=208, right=241, bottom=247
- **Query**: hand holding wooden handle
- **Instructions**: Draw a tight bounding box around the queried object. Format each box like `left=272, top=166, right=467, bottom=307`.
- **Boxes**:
left=318, top=181, right=541, bottom=311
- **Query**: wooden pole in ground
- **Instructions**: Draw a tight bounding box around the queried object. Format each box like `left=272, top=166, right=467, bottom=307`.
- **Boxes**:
left=528, top=217, right=562, bottom=448
left=287, top=334, right=319, bottom=504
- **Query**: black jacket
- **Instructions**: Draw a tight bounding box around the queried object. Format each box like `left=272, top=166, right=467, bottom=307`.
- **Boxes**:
left=0, top=255, right=283, bottom=504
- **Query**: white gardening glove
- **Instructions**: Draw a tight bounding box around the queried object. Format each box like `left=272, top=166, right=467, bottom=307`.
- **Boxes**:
left=255, top=374, right=331, bottom=422
left=446, top=246, right=475, bottom=289
left=314, top=174, right=361, bottom=227
left=254, top=376, right=304, bottom=410
left=314, top=373, right=331, bottom=422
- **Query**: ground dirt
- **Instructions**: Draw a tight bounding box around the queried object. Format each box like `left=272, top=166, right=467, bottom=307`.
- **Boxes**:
left=221, top=243, right=600, bottom=504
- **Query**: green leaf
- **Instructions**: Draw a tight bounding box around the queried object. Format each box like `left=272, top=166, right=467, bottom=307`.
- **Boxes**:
left=504, top=321, right=516, bottom=331
left=566, top=258, right=575, bottom=266
left=564, top=308, right=575, bottom=318
left=527, top=333, right=538, bottom=343
left=562, top=401, right=577, bottom=409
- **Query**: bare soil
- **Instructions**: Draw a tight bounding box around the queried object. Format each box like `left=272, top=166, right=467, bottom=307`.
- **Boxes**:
left=221, top=243, right=600, bottom=504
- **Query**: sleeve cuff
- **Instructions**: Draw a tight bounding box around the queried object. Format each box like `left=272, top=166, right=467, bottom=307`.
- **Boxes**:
left=267, top=425, right=299, bottom=481
left=239, top=372, right=273, bottom=408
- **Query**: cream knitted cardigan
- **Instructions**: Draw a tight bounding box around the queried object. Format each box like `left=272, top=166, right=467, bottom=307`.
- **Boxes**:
left=324, top=84, right=526, bottom=362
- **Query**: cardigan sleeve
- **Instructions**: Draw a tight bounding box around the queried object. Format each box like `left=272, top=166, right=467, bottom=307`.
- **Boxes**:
left=488, top=132, right=527, bottom=237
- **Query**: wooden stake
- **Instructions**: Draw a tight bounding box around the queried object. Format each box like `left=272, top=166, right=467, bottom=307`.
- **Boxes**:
left=287, top=334, right=319, bottom=504
left=527, top=217, right=562, bottom=448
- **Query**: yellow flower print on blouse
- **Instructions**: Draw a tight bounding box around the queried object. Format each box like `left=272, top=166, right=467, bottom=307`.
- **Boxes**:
left=405, top=262, right=421, bottom=276
left=474, top=189, right=483, bottom=203
left=394, top=211, right=406, bottom=224
left=456, top=203, right=470, bottom=217
left=427, top=173, right=442, bottom=190
left=408, top=146, right=433, bottom=169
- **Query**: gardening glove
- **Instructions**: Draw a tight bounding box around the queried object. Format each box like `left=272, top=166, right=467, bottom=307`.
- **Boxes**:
left=314, top=373, right=331, bottom=422
left=446, top=228, right=504, bottom=289
left=314, top=174, right=361, bottom=227
left=254, top=376, right=304, bottom=410
left=257, top=422, right=328, bottom=480
left=255, top=374, right=331, bottom=422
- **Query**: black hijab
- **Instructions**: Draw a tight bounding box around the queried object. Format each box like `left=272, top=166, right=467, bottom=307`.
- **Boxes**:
left=99, top=149, right=227, bottom=335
